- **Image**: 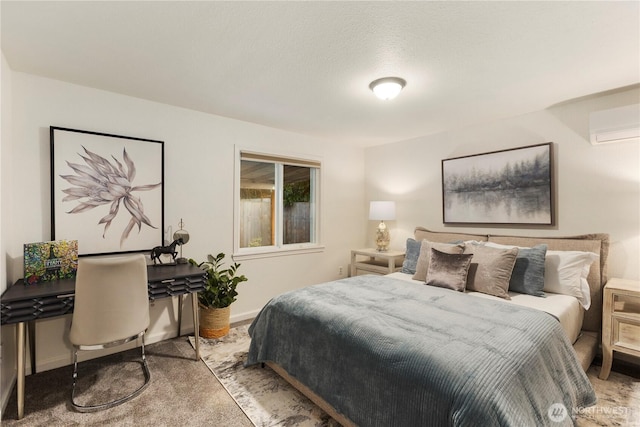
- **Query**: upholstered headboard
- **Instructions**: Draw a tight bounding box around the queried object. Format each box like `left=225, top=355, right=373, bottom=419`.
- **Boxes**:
left=413, top=227, right=610, bottom=333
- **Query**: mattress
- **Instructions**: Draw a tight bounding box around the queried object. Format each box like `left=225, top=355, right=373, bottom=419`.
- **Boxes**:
left=387, top=271, right=584, bottom=344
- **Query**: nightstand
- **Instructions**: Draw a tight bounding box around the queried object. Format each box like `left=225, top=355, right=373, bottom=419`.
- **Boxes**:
left=350, top=248, right=405, bottom=277
left=599, top=278, right=640, bottom=380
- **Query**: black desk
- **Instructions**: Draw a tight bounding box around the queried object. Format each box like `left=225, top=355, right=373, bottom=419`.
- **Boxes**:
left=0, top=263, right=206, bottom=420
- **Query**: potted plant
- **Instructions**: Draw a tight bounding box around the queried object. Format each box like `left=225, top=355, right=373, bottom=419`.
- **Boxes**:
left=189, top=252, right=248, bottom=338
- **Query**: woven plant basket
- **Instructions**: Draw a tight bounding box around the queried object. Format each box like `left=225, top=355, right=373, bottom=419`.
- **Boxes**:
left=199, top=305, right=231, bottom=338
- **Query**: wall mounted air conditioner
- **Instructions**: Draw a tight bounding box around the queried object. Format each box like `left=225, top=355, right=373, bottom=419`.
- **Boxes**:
left=589, top=104, right=640, bottom=145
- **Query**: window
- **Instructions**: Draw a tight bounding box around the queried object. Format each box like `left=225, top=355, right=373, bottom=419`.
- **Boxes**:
left=235, top=150, right=321, bottom=257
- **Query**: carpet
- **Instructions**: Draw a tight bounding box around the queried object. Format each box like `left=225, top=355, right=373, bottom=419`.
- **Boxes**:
left=193, top=325, right=640, bottom=427
left=1, top=336, right=253, bottom=426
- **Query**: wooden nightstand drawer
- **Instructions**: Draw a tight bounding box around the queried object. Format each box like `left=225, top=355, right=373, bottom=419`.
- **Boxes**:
left=354, top=260, right=402, bottom=275
left=612, top=318, right=640, bottom=352
left=613, top=292, right=640, bottom=315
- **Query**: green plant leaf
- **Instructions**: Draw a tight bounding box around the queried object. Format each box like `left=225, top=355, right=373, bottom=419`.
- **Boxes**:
left=189, top=253, right=247, bottom=308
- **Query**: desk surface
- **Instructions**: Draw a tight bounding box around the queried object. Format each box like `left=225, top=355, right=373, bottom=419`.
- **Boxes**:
left=1, top=264, right=205, bottom=324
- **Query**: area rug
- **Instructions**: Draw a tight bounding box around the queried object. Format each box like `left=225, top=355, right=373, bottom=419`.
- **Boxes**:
left=190, top=325, right=340, bottom=427
left=192, top=326, right=639, bottom=427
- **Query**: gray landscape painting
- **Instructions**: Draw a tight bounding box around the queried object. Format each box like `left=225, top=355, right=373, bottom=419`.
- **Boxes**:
left=442, top=143, right=552, bottom=224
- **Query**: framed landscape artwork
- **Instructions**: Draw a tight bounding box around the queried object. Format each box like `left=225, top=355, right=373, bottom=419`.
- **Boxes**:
left=442, top=143, right=554, bottom=225
left=51, top=127, right=164, bottom=256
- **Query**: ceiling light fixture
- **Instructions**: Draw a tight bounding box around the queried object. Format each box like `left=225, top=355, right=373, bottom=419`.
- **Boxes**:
left=369, top=77, right=406, bottom=101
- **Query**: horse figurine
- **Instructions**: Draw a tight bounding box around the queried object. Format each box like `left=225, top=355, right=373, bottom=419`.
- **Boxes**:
left=150, top=238, right=183, bottom=265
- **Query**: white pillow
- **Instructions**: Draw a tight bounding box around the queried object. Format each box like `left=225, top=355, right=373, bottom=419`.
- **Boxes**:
left=543, top=250, right=598, bottom=310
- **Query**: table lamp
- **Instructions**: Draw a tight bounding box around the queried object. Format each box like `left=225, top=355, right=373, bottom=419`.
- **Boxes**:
left=369, top=201, right=396, bottom=251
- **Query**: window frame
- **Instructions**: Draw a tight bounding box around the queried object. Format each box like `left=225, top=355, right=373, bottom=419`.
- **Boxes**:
left=233, top=146, right=324, bottom=260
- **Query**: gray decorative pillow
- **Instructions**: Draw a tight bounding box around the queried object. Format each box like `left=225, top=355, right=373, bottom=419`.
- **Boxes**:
left=484, top=242, right=547, bottom=297
left=413, top=240, right=465, bottom=282
left=401, top=238, right=422, bottom=274
left=425, top=249, right=473, bottom=292
left=509, top=244, right=547, bottom=296
left=463, top=244, right=518, bottom=300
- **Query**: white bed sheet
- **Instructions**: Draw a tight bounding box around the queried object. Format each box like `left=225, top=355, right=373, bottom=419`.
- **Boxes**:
left=387, top=272, right=584, bottom=344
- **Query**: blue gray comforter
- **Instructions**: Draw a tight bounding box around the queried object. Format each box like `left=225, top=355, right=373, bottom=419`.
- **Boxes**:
left=246, top=275, right=596, bottom=426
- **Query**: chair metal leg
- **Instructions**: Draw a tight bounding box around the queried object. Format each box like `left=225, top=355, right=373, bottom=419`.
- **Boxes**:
left=71, top=332, right=151, bottom=412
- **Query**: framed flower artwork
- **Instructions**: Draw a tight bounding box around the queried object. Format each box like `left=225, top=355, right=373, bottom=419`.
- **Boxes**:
left=50, top=126, right=164, bottom=256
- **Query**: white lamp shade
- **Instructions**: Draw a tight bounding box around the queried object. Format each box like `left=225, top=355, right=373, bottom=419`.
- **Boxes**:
left=369, top=201, right=396, bottom=221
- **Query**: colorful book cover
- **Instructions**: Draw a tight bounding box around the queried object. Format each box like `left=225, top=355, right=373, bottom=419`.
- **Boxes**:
left=24, top=240, right=78, bottom=285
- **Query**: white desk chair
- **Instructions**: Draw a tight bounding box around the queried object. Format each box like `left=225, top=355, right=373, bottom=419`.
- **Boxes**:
left=69, top=254, right=151, bottom=412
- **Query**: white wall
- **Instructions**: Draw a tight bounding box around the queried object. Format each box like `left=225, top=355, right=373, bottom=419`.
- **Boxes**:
left=0, top=66, right=366, bottom=400
left=365, top=86, right=640, bottom=281
left=1, top=52, right=17, bottom=413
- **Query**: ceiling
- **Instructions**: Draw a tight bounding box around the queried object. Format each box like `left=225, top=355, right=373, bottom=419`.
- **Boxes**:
left=2, top=1, right=639, bottom=147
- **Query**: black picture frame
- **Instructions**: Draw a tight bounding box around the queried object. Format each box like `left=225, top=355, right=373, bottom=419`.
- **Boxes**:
left=51, top=126, right=164, bottom=256
left=442, top=142, right=554, bottom=225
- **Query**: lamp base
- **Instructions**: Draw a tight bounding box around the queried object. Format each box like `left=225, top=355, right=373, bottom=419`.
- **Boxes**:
left=375, top=222, right=390, bottom=252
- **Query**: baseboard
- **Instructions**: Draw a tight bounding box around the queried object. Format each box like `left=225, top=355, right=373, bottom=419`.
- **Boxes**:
left=0, top=307, right=261, bottom=414
left=230, top=309, right=259, bottom=325
left=16, top=312, right=256, bottom=375
left=27, top=329, right=183, bottom=375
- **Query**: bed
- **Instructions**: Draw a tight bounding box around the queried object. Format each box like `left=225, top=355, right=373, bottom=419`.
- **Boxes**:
left=246, top=228, right=610, bottom=426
